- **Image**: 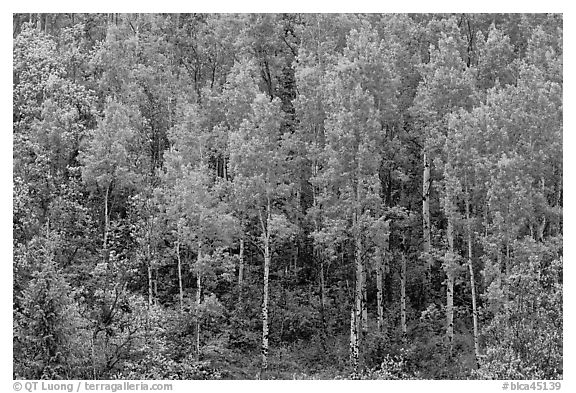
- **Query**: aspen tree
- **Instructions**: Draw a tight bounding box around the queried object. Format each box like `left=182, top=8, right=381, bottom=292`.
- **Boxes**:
left=320, top=25, right=398, bottom=368
left=411, top=30, right=476, bottom=301
left=80, top=100, right=142, bottom=262
left=465, top=191, right=480, bottom=363
left=229, top=93, right=292, bottom=372
left=400, top=252, right=407, bottom=342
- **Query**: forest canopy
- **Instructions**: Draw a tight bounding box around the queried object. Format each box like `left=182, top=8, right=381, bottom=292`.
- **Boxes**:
left=12, top=13, right=562, bottom=380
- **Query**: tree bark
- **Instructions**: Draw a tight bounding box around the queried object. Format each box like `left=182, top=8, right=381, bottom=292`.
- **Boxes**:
left=146, top=208, right=154, bottom=307
left=260, top=200, right=271, bottom=371
left=147, top=258, right=153, bottom=307
left=444, top=164, right=457, bottom=356
left=176, top=241, right=183, bottom=314
left=320, top=258, right=327, bottom=313
left=349, top=204, right=364, bottom=370
left=153, top=267, right=158, bottom=306
left=103, top=184, right=110, bottom=255
left=238, top=238, right=245, bottom=301
left=196, top=242, right=202, bottom=361
left=422, top=150, right=432, bottom=281
left=352, top=163, right=366, bottom=351
left=497, top=241, right=503, bottom=289
left=44, top=14, right=50, bottom=34
left=91, top=335, right=97, bottom=379
left=318, top=253, right=329, bottom=347
left=262, top=232, right=270, bottom=371
left=354, top=224, right=363, bottom=344
left=400, top=253, right=407, bottom=342
left=376, top=225, right=390, bottom=333
left=312, top=159, right=328, bottom=343
left=361, top=262, right=368, bottom=334
left=376, top=248, right=384, bottom=333
left=446, top=213, right=455, bottom=356
left=350, top=305, right=359, bottom=373
left=465, top=193, right=480, bottom=364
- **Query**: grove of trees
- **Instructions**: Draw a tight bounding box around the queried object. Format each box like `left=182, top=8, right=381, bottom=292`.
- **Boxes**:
left=13, top=13, right=562, bottom=380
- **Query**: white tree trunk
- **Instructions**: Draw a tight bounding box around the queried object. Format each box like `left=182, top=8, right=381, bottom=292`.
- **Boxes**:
left=261, top=201, right=271, bottom=371
left=465, top=195, right=480, bottom=363
left=147, top=255, right=153, bottom=307
left=376, top=226, right=390, bottom=333
left=376, top=248, right=384, bottom=333
left=354, top=228, right=363, bottom=341
left=349, top=304, right=359, bottom=373
left=319, top=258, right=328, bottom=344
left=400, top=254, right=407, bottom=342
left=196, top=242, right=202, bottom=360
left=361, top=263, right=368, bottom=334
left=320, top=259, right=326, bottom=311
left=262, top=236, right=270, bottom=371
left=176, top=241, right=183, bottom=314
left=238, top=238, right=244, bottom=301
left=446, top=212, right=455, bottom=355
left=349, top=205, right=364, bottom=370
left=422, top=150, right=432, bottom=281
left=103, top=184, right=110, bottom=254
left=153, top=267, right=158, bottom=306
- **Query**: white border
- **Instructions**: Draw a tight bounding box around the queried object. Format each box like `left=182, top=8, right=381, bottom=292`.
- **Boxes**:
left=2, top=4, right=573, bottom=392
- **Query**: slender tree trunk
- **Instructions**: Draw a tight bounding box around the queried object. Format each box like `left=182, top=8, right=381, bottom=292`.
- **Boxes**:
left=361, top=263, right=368, bottom=334
left=238, top=238, right=244, bottom=301
left=400, top=254, right=407, bottom=342
left=262, top=234, right=270, bottom=371
left=444, top=164, right=457, bottom=356
left=103, top=185, right=110, bottom=255
left=537, top=177, right=546, bottom=241
left=376, top=248, right=384, bottom=333
left=44, top=14, right=50, bottom=34
left=261, top=200, right=271, bottom=371
left=446, top=213, right=455, bottom=356
left=376, top=224, right=390, bottom=333
left=91, top=335, right=97, bottom=379
left=13, top=14, right=20, bottom=38
left=350, top=305, right=359, bottom=373
left=497, top=242, right=503, bottom=289
left=147, top=257, right=153, bottom=307
left=353, top=167, right=366, bottom=353
left=465, top=193, right=480, bottom=364
left=153, top=267, right=158, bottom=305
left=176, top=241, right=183, bottom=314
left=146, top=211, right=154, bottom=307
left=319, top=258, right=327, bottom=312
left=196, top=242, right=202, bottom=361
left=354, top=226, right=363, bottom=345
left=319, top=258, right=328, bottom=344
left=349, top=204, right=364, bottom=370
left=506, top=240, right=511, bottom=277
left=312, top=164, right=328, bottom=344
left=422, top=150, right=432, bottom=282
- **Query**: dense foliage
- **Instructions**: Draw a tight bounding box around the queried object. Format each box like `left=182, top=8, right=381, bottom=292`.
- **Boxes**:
left=13, top=13, right=562, bottom=380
